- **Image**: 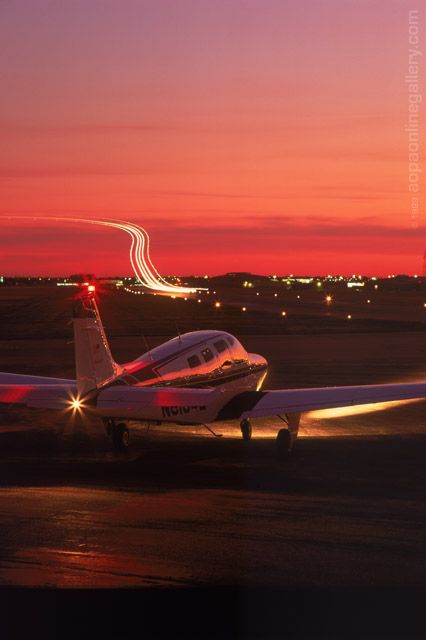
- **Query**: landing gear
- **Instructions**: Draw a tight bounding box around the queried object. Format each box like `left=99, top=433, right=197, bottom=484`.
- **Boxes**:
left=104, top=419, right=130, bottom=452
left=240, top=418, right=252, bottom=441
left=276, top=428, right=292, bottom=460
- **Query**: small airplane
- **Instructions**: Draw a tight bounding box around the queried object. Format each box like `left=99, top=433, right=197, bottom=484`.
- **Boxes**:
left=1, top=284, right=426, bottom=457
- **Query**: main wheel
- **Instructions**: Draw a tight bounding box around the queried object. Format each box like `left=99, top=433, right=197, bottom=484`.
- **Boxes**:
left=276, top=428, right=292, bottom=460
left=240, top=418, right=252, bottom=441
left=111, top=422, right=130, bottom=452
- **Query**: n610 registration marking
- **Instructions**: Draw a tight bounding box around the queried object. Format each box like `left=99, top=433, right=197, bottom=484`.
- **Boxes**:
left=161, top=405, right=206, bottom=417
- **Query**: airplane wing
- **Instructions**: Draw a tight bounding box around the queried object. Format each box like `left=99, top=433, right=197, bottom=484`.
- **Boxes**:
left=95, top=380, right=426, bottom=424
left=0, top=372, right=76, bottom=409
left=1, top=372, right=426, bottom=422
left=216, top=382, right=426, bottom=421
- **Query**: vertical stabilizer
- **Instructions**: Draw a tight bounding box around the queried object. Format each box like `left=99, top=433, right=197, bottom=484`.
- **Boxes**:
left=72, top=289, right=117, bottom=396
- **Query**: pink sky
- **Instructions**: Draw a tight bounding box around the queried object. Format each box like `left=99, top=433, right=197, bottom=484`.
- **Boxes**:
left=0, top=1, right=423, bottom=276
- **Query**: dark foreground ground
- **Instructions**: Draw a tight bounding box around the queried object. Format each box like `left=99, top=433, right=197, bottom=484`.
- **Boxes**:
left=0, top=430, right=426, bottom=589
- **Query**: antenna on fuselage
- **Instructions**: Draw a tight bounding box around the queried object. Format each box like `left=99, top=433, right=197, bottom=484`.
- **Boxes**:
left=175, top=323, right=182, bottom=343
left=141, top=332, right=154, bottom=363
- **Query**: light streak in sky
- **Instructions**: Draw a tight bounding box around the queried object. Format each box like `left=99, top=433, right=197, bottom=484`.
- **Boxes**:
left=4, top=216, right=202, bottom=295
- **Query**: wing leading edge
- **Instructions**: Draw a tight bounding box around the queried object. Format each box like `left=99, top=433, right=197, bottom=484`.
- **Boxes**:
left=216, top=382, right=426, bottom=421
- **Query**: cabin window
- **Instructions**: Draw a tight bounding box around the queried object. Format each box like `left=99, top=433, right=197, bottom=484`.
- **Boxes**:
left=213, top=339, right=227, bottom=354
left=187, top=354, right=201, bottom=369
left=201, top=347, right=214, bottom=363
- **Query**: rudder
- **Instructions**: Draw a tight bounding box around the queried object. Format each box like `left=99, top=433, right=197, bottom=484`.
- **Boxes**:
left=72, top=288, right=118, bottom=396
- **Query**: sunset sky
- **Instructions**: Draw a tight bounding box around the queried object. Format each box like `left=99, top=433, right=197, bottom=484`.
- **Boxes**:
left=0, top=0, right=424, bottom=276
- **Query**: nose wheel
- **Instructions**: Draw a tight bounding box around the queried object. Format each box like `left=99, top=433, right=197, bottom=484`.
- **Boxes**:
left=105, top=420, right=130, bottom=452
left=276, top=428, right=292, bottom=460
left=240, top=418, right=252, bottom=441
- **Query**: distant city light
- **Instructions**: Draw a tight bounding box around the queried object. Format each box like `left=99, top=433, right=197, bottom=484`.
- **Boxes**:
left=242, top=306, right=247, bottom=312
left=281, top=311, right=287, bottom=316
left=325, top=295, right=332, bottom=304
left=215, top=301, right=221, bottom=308
left=347, top=314, right=352, bottom=320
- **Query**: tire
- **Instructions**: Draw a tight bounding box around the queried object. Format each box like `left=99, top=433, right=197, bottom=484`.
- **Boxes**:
left=112, top=422, right=130, bottom=452
left=240, top=419, right=252, bottom=441
left=276, top=428, right=292, bottom=460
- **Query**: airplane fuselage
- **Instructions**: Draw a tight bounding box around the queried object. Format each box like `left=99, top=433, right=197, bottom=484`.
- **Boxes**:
left=96, top=330, right=268, bottom=424
left=116, top=330, right=267, bottom=390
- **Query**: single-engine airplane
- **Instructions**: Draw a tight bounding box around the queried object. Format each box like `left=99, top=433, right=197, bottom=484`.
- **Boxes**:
left=1, top=286, right=426, bottom=457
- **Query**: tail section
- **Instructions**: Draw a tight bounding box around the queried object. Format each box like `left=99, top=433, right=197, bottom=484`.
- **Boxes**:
left=72, top=288, right=118, bottom=396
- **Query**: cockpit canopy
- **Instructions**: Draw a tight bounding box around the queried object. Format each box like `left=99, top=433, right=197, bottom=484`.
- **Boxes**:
left=127, top=331, right=250, bottom=387
left=184, top=333, right=249, bottom=372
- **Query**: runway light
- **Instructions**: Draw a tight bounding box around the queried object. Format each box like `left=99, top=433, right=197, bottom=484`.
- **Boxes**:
left=325, top=295, right=332, bottom=304
left=297, top=295, right=300, bottom=300
left=367, top=299, right=371, bottom=304
left=242, top=306, right=247, bottom=312
left=281, top=311, right=287, bottom=316
left=274, top=293, right=278, bottom=297
left=71, top=399, right=82, bottom=410
left=423, top=303, right=426, bottom=308
left=215, top=301, right=221, bottom=308
left=347, top=314, right=352, bottom=319
left=198, top=299, right=202, bottom=303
